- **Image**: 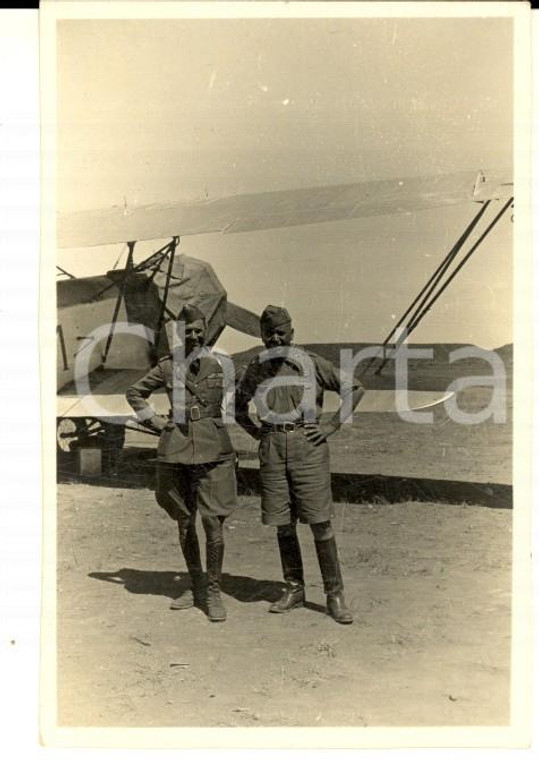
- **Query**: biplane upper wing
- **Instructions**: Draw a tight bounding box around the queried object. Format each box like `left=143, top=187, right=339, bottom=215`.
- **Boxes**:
left=58, top=169, right=512, bottom=249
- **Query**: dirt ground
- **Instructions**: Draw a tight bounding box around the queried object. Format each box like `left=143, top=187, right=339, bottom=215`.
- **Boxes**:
left=230, top=387, right=512, bottom=485
left=56, top=482, right=512, bottom=728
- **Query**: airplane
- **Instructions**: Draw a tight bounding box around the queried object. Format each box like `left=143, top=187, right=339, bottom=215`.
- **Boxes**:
left=55, top=168, right=513, bottom=473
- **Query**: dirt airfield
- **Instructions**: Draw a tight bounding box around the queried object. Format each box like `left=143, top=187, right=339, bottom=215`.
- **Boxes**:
left=54, top=379, right=514, bottom=728
left=56, top=479, right=511, bottom=728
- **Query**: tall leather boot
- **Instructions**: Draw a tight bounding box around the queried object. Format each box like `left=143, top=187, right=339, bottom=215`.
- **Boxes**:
left=269, top=532, right=305, bottom=613
left=206, top=541, right=226, bottom=622
left=170, top=527, right=205, bottom=610
left=315, top=537, right=354, bottom=624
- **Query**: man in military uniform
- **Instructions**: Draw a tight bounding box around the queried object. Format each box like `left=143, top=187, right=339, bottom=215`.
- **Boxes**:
left=235, top=305, right=365, bottom=625
left=126, top=304, right=236, bottom=622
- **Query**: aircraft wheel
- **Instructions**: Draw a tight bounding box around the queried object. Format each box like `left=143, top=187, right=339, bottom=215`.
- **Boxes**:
left=56, top=417, right=126, bottom=475
left=56, top=417, right=83, bottom=454
left=56, top=417, right=89, bottom=475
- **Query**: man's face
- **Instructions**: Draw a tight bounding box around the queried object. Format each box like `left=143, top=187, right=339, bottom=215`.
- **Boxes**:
left=182, top=319, right=206, bottom=353
left=261, top=322, right=294, bottom=349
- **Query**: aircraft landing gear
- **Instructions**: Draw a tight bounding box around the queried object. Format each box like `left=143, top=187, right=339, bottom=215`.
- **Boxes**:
left=56, top=417, right=126, bottom=476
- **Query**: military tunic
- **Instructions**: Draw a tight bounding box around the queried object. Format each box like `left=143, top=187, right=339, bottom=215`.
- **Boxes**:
left=236, top=346, right=363, bottom=526
left=126, top=353, right=237, bottom=520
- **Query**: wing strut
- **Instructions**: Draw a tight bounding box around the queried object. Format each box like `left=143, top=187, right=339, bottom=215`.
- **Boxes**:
left=96, top=236, right=180, bottom=367
left=401, top=197, right=514, bottom=338
left=361, top=200, right=492, bottom=377
left=89, top=238, right=176, bottom=303
left=101, top=241, right=135, bottom=366
left=56, top=265, right=75, bottom=279
left=154, top=236, right=180, bottom=343
left=368, top=196, right=514, bottom=376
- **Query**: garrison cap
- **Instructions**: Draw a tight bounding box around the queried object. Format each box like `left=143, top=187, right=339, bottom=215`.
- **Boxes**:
left=260, top=305, right=292, bottom=330
left=177, top=303, right=206, bottom=324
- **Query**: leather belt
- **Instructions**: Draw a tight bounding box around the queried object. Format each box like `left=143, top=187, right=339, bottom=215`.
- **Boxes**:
left=171, top=406, right=222, bottom=422
left=261, top=420, right=312, bottom=433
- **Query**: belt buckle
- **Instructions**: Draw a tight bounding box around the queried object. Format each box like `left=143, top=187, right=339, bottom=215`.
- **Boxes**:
left=282, top=422, right=295, bottom=433
left=190, top=406, right=201, bottom=421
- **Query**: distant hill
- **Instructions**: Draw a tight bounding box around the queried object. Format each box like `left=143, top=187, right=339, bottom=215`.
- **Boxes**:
left=233, top=342, right=513, bottom=392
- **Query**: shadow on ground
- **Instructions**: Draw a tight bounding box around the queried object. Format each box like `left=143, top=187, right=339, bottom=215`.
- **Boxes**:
left=88, top=567, right=327, bottom=614
left=60, top=445, right=512, bottom=509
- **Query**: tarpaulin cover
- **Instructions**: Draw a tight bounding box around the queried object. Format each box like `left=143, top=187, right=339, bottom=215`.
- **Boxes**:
left=119, top=254, right=227, bottom=354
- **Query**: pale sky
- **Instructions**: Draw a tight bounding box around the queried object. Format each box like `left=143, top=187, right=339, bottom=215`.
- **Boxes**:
left=56, top=17, right=515, bottom=351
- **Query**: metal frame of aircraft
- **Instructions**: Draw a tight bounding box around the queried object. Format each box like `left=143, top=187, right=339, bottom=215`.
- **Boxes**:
left=55, top=168, right=513, bottom=471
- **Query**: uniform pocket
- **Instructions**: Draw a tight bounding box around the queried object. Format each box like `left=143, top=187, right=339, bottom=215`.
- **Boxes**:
left=207, top=459, right=237, bottom=515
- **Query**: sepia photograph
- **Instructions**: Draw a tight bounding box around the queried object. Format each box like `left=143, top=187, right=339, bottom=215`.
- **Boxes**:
left=38, top=0, right=533, bottom=749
